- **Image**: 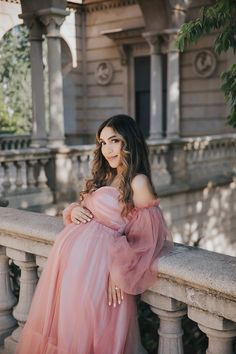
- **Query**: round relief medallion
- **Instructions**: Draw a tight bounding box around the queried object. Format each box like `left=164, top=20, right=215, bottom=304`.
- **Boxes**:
left=95, top=61, right=113, bottom=85
left=193, top=50, right=217, bottom=78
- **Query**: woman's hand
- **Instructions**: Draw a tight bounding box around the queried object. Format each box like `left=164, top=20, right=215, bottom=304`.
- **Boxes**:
left=71, top=205, right=93, bottom=224
left=108, top=274, right=124, bottom=307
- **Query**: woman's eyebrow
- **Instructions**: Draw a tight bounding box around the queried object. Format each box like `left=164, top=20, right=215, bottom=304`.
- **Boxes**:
left=99, top=135, right=118, bottom=141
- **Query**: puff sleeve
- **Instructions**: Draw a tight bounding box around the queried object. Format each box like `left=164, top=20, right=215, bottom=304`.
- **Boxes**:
left=108, top=201, right=172, bottom=295
left=62, top=202, right=79, bottom=225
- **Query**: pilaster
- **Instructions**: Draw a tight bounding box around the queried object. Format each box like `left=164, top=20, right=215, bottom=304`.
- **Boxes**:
left=142, top=32, right=163, bottom=141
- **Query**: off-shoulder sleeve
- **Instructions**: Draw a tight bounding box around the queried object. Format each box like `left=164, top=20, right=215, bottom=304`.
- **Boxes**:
left=108, top=201, right=172, bottom=295
left=62, top=202, right=79, bottom=225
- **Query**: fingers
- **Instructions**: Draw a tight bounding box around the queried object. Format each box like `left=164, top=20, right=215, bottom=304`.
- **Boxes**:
left=112, top=285, right=117, bottom=308
left=71, top=206, right=93, bottom=224
left=108, top=280, right=112, bottom=307
left=108, top=276, right=124, bottom=308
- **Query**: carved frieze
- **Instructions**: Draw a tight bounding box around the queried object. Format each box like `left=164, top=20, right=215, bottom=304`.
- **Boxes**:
left=85, top=0, right=137, bottom=13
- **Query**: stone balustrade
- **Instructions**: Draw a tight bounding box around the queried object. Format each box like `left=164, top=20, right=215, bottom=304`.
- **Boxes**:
left=0, top=135, right=31, bottom=151
left=0, top=207, right=235, bottom=354
left=182, top=134, right=236, bottom=185
left=0, top=134, right=236, bottom=209
left=0, top=148, right=53, bottom=209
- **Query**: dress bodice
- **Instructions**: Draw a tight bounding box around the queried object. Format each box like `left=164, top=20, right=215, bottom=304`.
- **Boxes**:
left=82, top=186, right=126, bottom=232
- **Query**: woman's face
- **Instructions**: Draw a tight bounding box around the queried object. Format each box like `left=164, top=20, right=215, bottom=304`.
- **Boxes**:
left=99, top=126, right=123, bottom=171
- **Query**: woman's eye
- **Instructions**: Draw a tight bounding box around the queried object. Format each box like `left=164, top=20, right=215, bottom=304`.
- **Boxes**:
left=111, top=139, right=119, bottom=143
left=100, top=141, right=105, bottom=146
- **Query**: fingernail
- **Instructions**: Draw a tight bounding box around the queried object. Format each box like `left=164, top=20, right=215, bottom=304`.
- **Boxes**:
left=83, top=220, right=86, bottom=223
left=108, top=302, right=111, bottom=306
left=113, top=303, right=116, bottom=308
left=121, top=296, right=124, bottom=300
left=118, top=301, right=121, bottom=305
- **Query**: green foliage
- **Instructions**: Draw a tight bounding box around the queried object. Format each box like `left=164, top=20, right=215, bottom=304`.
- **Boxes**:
left=176, top=0, right=236, bottom=128
left=0, top=25, right=32, bottom=133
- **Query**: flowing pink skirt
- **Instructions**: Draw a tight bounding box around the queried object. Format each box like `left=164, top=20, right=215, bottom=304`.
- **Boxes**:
left=16, top=220, right=147, bottom=354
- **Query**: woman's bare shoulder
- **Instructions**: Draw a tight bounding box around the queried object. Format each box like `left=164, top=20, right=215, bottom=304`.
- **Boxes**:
left=131, top=174, right=156, bottom=208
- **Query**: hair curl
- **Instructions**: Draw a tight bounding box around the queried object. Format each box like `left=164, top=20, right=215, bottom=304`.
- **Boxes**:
left=80, top=115, right=156, bottom=216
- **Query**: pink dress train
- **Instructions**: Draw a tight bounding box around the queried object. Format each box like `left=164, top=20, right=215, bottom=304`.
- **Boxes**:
left=16, top=186, right=170, bottom=354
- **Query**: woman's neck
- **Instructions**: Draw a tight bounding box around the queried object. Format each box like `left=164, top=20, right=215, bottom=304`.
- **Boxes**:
left=109, top=174, right=121, bottom=188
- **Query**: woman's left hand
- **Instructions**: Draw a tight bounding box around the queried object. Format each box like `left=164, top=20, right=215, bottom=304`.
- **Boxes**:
left=107, top=274, right=124, bottom=307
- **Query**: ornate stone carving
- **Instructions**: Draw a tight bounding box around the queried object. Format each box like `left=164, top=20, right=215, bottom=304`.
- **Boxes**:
left=94, top=61, right=114, bottom=86
left=193, top=49, right=217, bottom=78
left=85, top=0, right=137, bottom=13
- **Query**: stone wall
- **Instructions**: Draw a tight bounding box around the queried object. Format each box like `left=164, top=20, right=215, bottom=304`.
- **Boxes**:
left=161, top=180, right=236, bottom=256
left=84, top=3, right=144, bottom=141
left=180, top=0, right=235, bottom=137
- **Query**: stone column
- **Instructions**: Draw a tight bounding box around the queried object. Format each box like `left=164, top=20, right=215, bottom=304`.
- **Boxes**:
left=188, top=306, right=236, bottom=354
left=143, top=32, right=163, bottom=140
left=142, top=292, right=187, bottom=354
left=20, top=15, right=47, bottom=147
left=39, top=9, right=69, bottom=147
left=165, top=30, right=180, bottom=140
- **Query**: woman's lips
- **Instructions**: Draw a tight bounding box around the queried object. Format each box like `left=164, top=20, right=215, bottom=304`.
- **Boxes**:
left=107, top=156, right=118, bottom=161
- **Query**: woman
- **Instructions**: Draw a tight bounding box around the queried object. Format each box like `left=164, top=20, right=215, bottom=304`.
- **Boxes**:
left=16, top=114, right=171, bottom=354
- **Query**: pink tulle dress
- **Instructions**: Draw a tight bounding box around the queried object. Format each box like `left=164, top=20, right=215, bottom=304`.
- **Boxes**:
left=16, top=186, right=170, bottom=354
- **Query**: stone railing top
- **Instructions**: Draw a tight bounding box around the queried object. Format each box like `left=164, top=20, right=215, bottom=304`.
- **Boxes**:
left=152, top=242, right=236, bottom=301
left=0, top=207, right=63, bottom=246
left=0, top=207, right=236, bottom=304
left=0, top=147, right=52, bottom=160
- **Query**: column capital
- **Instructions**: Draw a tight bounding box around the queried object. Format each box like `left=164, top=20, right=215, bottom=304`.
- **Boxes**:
left=161, top=28, right=180, bottom=53
left=19, top=14, right=44, bottom=41
left=142, top=31, right=161, bottom=54
left=38, top=8, right=70, bottom=37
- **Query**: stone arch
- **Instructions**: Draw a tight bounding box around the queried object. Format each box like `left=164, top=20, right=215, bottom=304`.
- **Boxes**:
left=0, top=2, right=22, bottom=40
left=0, top=23, right=32, bottom=134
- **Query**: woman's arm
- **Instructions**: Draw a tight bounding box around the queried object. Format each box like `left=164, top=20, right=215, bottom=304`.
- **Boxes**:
left=107, top=174, right=158, bottom=306
left=131, top=174, right=156, bottom=207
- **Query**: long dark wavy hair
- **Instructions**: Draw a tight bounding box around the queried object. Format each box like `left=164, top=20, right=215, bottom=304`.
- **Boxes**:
left=80, top=115, right=156, bottom=215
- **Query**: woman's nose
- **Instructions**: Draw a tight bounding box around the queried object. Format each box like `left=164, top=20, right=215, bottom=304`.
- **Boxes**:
left=106, top=144, right=113, bottom=154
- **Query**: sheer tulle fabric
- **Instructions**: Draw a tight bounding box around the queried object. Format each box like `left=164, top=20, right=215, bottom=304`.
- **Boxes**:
left=109, top=201, right=171, bottom=295
left=16, top=187, right=171, bottom=354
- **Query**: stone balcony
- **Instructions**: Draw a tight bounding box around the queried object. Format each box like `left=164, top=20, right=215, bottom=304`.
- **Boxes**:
left=0, top=207, right=235, bottom=354
left=0, top=133, right=236, bottom=210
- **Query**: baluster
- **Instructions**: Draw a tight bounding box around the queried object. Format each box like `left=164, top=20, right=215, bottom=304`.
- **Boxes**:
left=0, top=247, right=17, bottom=345
left=188, top=306, right=236, bottom=354
left=142, top=292, right=187, bottom=354
left=35, top=255, right=47, bottom=278
left=4, top=250, right=38, bottom=353
left=26, top=160, right=37, bottom=190
left=78, top=154, right=89, bottom=189
left=37, top=159, right=49, bottom=189
left=150, top=147, right=171, bottom=187
left=2, top=162, right=11, bottom=195
left=14, top=161, right=24, bottom=191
